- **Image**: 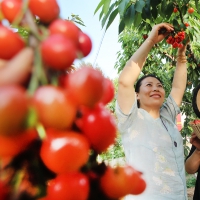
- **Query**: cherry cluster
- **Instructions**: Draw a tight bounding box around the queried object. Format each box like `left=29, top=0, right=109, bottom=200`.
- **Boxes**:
left=166, top=31, right=185, bottom=48
left=0, top=0, right=146, bottom=200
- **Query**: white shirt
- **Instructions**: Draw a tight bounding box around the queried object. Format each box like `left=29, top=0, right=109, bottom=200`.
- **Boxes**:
left=115, top=95, right=188, bottom=200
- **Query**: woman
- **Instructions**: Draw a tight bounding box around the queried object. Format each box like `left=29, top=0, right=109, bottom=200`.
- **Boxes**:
left=185, top=133, right=200, bottom=200
left=116, top=23, right=188, bottom=199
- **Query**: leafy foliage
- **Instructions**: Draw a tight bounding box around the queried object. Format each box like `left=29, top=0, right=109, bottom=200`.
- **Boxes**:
left=186, top=173, right=196, bottom=188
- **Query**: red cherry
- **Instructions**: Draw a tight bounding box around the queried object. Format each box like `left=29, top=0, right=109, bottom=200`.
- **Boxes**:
left=188, top=7, right=194, bottom=14
left=173, top=7, right=178, bottom=13
left=77, top=32, right=92, bottom=57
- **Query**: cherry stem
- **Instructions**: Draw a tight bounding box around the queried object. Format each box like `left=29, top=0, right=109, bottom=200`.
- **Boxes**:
left=12, top=0, right=29, bottom=27
left=24, top=9, right=43, bottom=42
left=28, top=47, right=48, bottom=95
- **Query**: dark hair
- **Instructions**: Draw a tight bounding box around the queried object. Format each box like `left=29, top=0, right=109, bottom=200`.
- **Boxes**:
left=135, top=74, right=163, bottom=107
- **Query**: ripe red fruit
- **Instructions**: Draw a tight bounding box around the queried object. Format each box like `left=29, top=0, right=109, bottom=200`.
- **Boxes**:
left=0, top=180, right=10, bottom=200
left=78, top=31, right=92, bottom=57
left=194, top=119, right=200, bottom=124
left=40, top=130, right=90, bottom=174
left=142, top=34, right=148, bottom=39
left=76, top=103, right=117, bottom=152
left=131, top=175, right=146, bottom=195
left=66, top=66, right=105, bottom=107
left=47, top=172, right=89, bottom=200
left=0, top=85, right=29, bottom=135
left=172, top=42, right=179, bottom=48
left=100, top=78, right=115, bottom=105
left=100, top=165, right=146, bottom=198
left=0, top=25, right=25, bottom=60
left=41, top=34, right=77, bottom=70
left=49, top=19, right=79, bottom=46
left=28, top=0, right=60, bottom=24
left=178, top=43, right=183, bottom=48
left=173, top=7, right=178, bottom=13
left=0, top=128, right=38, bottom=158
left=1, top=0, right=22, bottom=23
left=188, top=7, right=194, bottom=14
left=32, top=85, right=77, bottom=130
left=185, top=22, right=189, bottom=27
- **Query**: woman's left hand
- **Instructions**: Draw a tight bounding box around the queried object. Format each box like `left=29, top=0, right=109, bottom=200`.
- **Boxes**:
left=177, top=41, right=189, bottom=56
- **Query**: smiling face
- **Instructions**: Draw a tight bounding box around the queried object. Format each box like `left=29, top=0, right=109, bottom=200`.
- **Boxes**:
left=136, top=77, right=165, bottom=110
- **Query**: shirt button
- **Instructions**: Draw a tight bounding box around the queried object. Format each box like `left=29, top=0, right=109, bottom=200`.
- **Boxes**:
left=174, top=141, right=177, bottom=147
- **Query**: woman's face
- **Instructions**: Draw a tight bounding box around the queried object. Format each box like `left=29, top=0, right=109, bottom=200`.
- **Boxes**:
left=136, top=77, right=165, bottom=109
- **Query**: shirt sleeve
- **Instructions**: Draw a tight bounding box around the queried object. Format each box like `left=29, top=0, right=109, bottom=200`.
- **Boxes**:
left=161, top=95, right=181, bottom=123
left=115, top=95, right=138, bottom=133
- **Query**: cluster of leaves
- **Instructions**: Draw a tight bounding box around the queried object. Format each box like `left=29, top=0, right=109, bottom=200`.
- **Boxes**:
left=100, top=134, right=125, bottom=162
left=186, top=173, right=197, bottom=188
left=95, top=0, right=200, bottom=158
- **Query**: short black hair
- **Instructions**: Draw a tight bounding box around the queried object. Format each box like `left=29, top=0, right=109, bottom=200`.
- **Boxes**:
left=135, top=74, right=163, bottom=93
left=135, top=74, right=163, bottom=108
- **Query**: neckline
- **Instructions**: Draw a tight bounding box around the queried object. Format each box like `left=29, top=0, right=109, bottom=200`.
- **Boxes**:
left=139, top=108, right=160, bottom=120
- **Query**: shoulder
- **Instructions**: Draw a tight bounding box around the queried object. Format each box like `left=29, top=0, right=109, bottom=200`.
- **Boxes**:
left=160, top=95, right=180, bottom=121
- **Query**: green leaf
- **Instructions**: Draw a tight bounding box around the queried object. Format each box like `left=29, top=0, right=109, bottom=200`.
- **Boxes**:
left=165, top=2, right=174, bottom=19
left=103, top=0, right=111, bottom=14
left=193, top=11, right=200, bottom=18
left=157, top=3, right=164, bottom=18
left=181, top=4, right=187, bottom=15
left=180, top=23, right=186, bottom=31
left=101, top=3, right=115, bottom=28
left=151, top=7, right=158, bottom=19
left=161, top=0, right=166, bottom=14
left=119, top=19, right=125, bottom=34
left=118, top=0, right=130, bottom=17
left=172, top=19, right=180, bottom=30
left=134, top=12, right=142, bottom=27
left=135, top=0, right=145, bottom=13
left=99, top=9, right=104, bottom=21
left=195, top=0, right=199, bottom=13
left=124, top=4, right=135, bottom=27
left=143, top=0, right=151, bottom=19
left=106, top=8, right=118, bottom=30
left=74, top=20, right=85, bottom=27
left=151, top=0, right=162, bottom=8
left=94, top=0, right=106, bottom=15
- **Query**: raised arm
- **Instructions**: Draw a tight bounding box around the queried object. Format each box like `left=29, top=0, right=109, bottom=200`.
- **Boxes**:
left=170, top=44, right=188, bottom=107
left=117, top=23, right=174, bottom=114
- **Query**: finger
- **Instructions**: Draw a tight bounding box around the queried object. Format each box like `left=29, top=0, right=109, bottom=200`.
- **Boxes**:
left=178, top=44, right=187, bottom=54
left=191, top=134, right=197, bottom=140
left=0, top=59, right=7, bottom=69
left=0, top=47, right=34, bottom=86
left=160, top=23, right=174, bottom=31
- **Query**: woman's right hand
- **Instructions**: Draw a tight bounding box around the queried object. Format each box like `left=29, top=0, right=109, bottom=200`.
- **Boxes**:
left=148, top=23, right=174, bottom=45
left=190, top=133, right=200, bottom=150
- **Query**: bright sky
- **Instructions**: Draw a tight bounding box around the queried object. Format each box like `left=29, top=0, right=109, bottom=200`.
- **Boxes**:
left=57, top=0, right=121, bottom=79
